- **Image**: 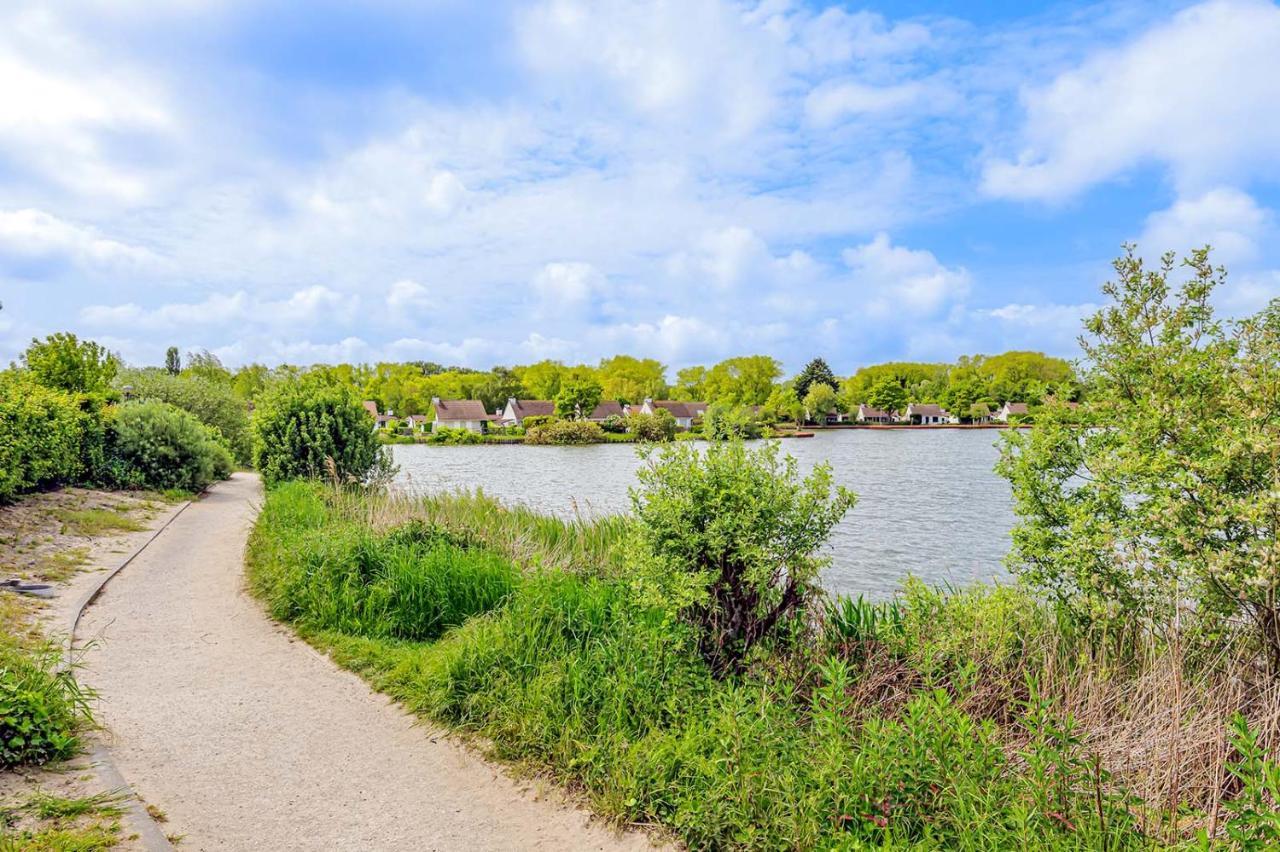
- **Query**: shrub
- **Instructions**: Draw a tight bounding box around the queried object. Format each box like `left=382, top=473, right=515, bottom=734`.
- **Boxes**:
left=630, top=440, right=855, bottom=675
left=0, top=641, right=91, bottom=768
left=525, top=419, right=605, bottom=445
left=252, top=376, right=394, bottom=485
left=424, top=427, right=484, bottom=445
left=703, top=403, right=762, bottom=440
left=626, top=410, right=676, bottom=442
left=108, top=400, right=233, bottom=492
left=601, top=414, right=627, bottom=434
left=0, top=373, right=111, bottom=502
left=117, top=369, right=253, bottom=464
left=20, top=333, right=118, bottom=394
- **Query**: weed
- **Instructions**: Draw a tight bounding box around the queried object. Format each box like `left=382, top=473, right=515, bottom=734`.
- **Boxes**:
left=49, top=509, right=144, bottom=537
left=34, top=547, right=90, bottom=582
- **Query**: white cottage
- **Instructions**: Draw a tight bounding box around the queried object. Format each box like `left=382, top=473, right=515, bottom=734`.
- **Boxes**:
left=432, top=398, right=495, bottom=433
left=903, top=403, right=950, bottom=425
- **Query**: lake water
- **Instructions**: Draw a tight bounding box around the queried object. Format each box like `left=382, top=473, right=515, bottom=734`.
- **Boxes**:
left=391, top=429, right=1017, bottom=599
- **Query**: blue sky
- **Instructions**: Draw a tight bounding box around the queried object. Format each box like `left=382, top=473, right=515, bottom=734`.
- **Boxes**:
left=2, top=0, right=1279, bottom=375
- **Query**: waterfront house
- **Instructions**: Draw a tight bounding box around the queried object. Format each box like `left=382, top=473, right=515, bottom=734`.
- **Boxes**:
left=498, top=398, right=555, bottom=427
left=404, top=414, right=432, bottom=433
left=586, top=400, right=626, bottom=422
left=363, top=400, right=395, bottom=430
left=855, top=404, right=896, bottom=424
left=995, top=402, right=1029, bottom=422
left=431, top=397, right=494, bottom=433
left=903, top=403, right=950, bottom=425
left=639, top=399, right=708, bottom=429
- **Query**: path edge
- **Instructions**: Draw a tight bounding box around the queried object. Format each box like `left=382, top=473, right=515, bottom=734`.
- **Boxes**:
left=62, top=495, right=196, bottom=852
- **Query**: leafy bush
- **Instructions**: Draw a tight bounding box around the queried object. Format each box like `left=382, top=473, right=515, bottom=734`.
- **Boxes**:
left=520, top=414, right=556, bottom=430
left=0, top=641, right=91, bottom=768
left=525, top=419, right=605, bottom=445
left=252, top=376, right=393, bottom=485
left=702, top=403, right=762, bottom=440
left=20, top=333, right=118, bottom=394
left=0, top=373, right=111, bottom=502
left=424, top=427, right=485, bottom=445
left=630, top=440, right=855, bottom=675
left=108, top=400, right=233, bottom=492
left=600, top=414, right=627, bottom=433
left=117, top=369, right=253, bottom=464
left=625, top=410, right=676, bottom=441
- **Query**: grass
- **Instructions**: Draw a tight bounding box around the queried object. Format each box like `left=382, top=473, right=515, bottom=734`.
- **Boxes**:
left=48, top=508, right=145, bottom=537
left=34, top=547, right=90, bottom=582
left=248, top=481, right=1280, bottom=849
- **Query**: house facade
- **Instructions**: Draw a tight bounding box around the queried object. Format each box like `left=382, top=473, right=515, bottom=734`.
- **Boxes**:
left=994, top=402, right=1029, bottom=423
left=639, top=399, right=708, bottom=429
left=855, top=404, right=896, bottom=424
left=432, top=397, right=494, bottom=433
left=903, top=403, right=950, bottom=425
left=498, top=398, right=555, bottom=427
left=363, top=400, right=394, bottom=430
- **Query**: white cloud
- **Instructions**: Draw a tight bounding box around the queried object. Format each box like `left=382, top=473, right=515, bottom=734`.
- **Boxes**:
left=386, top=279, right=432, bottom=314
left=0, top=208, right=166, bottom=274
left=843, top=232, right=970, bottom=316
left=532, top=261, right=606, bottom=314
left=983, top=0, right=1280, bottom=200
left=79, top=286, right=357, bottom=332
left=1138, top=187, right=1271, bottom=265
left=665, top=226, right=819, bottom=292
left=805, top=79, right=952, bottom=126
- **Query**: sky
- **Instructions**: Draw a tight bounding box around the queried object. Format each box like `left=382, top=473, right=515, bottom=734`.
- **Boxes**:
left=2, top=0, right=1279, bottom=375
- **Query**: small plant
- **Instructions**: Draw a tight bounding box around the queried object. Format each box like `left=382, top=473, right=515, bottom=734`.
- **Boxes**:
left=1219, top=713, right=1280, bottom=849
left=0, top=641, right=92, bottom=768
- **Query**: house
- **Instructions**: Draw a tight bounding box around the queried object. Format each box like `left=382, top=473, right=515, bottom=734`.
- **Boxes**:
left=638, top=399, right=708, bottom=429
left=903, top=403, right=950, bottom=425
left=586, top=400, right=627, bottom=423
left=497, top=398, right=555, bottom=427
left=431, top=397, right=495, bottom=433
left=825, top=410, right=849, bottom=425
left=363, top=400, right=394, bottom=430
left=856, top=404, right=895, bottom=424
left=994, top=402, right=1030, bottom=423
left=404, top=414, right=432, bottom=433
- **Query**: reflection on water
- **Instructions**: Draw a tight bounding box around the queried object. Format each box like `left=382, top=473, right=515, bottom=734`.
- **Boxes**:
left=391, top=429, right=1016, bottom=599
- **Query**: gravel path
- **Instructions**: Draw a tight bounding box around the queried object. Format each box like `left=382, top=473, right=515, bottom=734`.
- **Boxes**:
left=78, top=473, right=652, bottom=851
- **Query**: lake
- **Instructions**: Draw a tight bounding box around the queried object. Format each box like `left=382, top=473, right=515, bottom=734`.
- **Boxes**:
left=391, top=429, right=1017, bottom=599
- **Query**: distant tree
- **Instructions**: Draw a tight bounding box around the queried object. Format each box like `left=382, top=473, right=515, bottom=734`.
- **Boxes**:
left=165, top=346, right=181, bottom=376
left=231, top=364, right=271, bottom=401
left=866, top=378, right=907, bottom=414
left=793, top=357, right=838, bottom=401
left=21, top=333, right=118, bottom=393
left=597, top=355, right=667, bottom=404
left=554, top=377, right=604, bottom=420
left=183, top=350, right=232, bottom=384
left=803, top=383, right=838, bottom=425
left=474, top=367, right=524, bottom=413
left=762, top=385, right=804, bottom=424
left=703, top=355, right=782, bottom=405
left=672, top=365, right=707, bottom=401
left=515, top=359, right=569, bottom=400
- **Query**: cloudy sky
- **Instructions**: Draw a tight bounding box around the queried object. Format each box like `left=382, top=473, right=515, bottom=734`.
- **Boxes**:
left=2, top=0, right=1279, bottom=374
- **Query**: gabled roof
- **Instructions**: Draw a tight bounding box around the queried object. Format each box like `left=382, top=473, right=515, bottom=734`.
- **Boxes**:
left=509, top=399, right=554, bottom=420
left=586, top=400, right=626, bottom=420
left=362, top=400, right=380, bottom=417
left=1002, top=402, right=1030, bottom=414
left=649, top=400, right=707, bottom=419
left=434, top=399, right=494, bottom=421
left=907, top=403, right=948, bottom=417
left=857, top=404, right=894, bottom=419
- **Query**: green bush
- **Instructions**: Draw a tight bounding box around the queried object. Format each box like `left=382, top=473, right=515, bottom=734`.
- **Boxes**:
left=0, top=641, right=91, bottom=768
left=20, top=333, right=118, bottom=394
left=117, top=369, right=253, bottom=464
left=630, top=440, right=855, bottom=675
left=702, top=403, right=763, bottom=440
left=525, top=419, right=605, bottom=445
left=424, top=427, right=485, bottom=445
left=108, top=400, right=233, bottom=492
left=520, top=414, right=556, bottom=430
left=625, top=410, right=676, bottom=441
left=0, top=373, right=111, bottom=502
left=252, top=376, right=393, bottom=485
left=600, top=414, right=627, bottom=434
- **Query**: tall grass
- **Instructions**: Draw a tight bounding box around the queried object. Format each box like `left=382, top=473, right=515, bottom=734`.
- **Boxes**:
left=246, top=481, right=1280, bottom=848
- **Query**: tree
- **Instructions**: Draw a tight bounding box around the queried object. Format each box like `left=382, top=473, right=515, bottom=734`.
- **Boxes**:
left=474, top=367, right=524, bottom=413
left=703, top=355, right=782, bottom=405
left=117, top=369, right=254, bottom=464
left=997, top=246, right=1280, bottom=670
left=21, top=333, right=118, bottom=393
left=165, top=347, right=181, bottom=376
left=554, top=377, right=604, bottom=419
left=703, top=404, right=762, bottom=440
left=866, top=378, right=907, bottom=414
left=793, top=357, right=838, bottom=401
left=597, top=355, right=666, bottom=404
left=252, top=375, right=393, bottom=485
left=803, top=383, right=838, bottom=424
left=626, top=409, right=677, bottom=441
left=672, top=365, right=707, bottom=401
left=514, top=360, right=568, bottom=400
left=762, top=385, right=804, bottom=425
left=630, top=441, right=854, bottom=676
left=182, top=350, right=232, bottom=384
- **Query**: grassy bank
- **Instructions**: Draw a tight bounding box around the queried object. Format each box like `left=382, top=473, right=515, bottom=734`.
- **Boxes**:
left=246, top=480, right=1280, bottom=849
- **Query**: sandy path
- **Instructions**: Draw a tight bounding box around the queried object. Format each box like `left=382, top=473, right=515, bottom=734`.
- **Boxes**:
left=78, top=473, right=652, bottom=852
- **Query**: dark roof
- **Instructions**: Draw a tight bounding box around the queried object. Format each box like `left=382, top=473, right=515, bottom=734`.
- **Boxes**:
left=586, top=400, right=625, bottom=420
left=908, top=403, right=947, bottom=417
left=1003, top=402, right=1030, bottom=414
left=362, top=400, right=379, bottom=417
left=434, top=399, right=494, bottom=421
left=510, top=399, right=554, bottom=420
left=858, top=404, right=894, bottom=419
left=650, top=400, right=707, bottom=419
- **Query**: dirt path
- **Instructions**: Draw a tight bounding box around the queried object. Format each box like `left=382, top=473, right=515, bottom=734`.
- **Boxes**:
left=78, top=473, right=652, bottom=851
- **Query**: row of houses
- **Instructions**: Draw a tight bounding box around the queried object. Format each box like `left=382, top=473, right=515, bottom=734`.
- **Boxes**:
left=365, top=397, right=713, bottom=434
left=855, top=401, right=1034, bottom=425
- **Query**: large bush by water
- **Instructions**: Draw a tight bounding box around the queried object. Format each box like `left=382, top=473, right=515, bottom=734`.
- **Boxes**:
left=252, top=376, right=392, bottom=485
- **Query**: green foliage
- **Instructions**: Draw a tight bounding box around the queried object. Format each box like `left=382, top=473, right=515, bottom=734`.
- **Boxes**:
left=762, top=384, right=803, bottom=424
left=1219, top=714, right=1280, bottom=848
left=20, top=333, right=118, bottom=394
left=0, top=373, right=111, bottom=502
left=117, top=369, right=252, bottom=464
left=803, top=382, right=839, bottom=422
left=671, top=365, right=706, bottom=400
left=702, top=355, right=782, bottom=405
left=525, top=419, right=606, bottom=445
left=108, top=400, right=233, bottom=492
left=0, top=640, right=91, bottom=768
left=702, top=404, right=762, bottom=440
left=596, top=355, right=667, bottom=403
left=181, top=349, right=232, bottom=384
left=625, top=410, right=677, bottom=442
left=164, top=346, right=181, bottom=376
left=998, top=247, right=1280, bottom=664
left=252, top=375, right=393, bottom=485
left=793, top=356, right=838, bottom=401
left=553, top=377, right=604, bottom=420
left=520, top=414, right=555, bottom=430
left=630, top=441, right=855, bottom=675
left=600, top=414, right=627, bottom=433
left=865, top=377, right=908, bottom=413
left=424, top=427, right=485, bottom=445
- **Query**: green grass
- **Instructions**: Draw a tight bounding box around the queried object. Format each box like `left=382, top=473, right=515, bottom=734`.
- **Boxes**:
left=34, top=547, right=90, bottom=582
left=24, top=791, right=125, bottom=823
left=0, top=639, right=93, bottom=768
left=48, top=508, right=145, bottom=537
left=247, top=481, right=1179, bottom=850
